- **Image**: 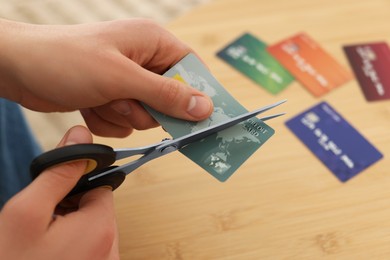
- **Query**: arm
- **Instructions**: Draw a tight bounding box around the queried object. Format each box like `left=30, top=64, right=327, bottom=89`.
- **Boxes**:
left=0, top=18, right=213, bottom=137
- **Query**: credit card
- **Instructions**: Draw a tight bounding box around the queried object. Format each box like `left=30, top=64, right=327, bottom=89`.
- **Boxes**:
left=343, top=42, right=390, bottom=101
left=144, top=53, right=275, bottom=182
left=286, top=102, right=383, bottom=182
left=217, top=33, right=294, bottom=94
left=268, top=32, right=352, bottom=97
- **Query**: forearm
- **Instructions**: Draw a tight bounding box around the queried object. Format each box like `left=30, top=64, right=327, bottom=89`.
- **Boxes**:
left=0, top=19, right=26, bottom=102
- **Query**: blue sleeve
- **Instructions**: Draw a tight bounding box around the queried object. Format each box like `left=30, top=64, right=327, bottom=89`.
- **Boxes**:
left=0, top=98, right=42, bottom=208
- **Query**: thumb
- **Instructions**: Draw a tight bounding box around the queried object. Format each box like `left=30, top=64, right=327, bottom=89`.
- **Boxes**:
left=23, top=125, right=93, bottom=212
left=127, top=64, right=214, bottom=121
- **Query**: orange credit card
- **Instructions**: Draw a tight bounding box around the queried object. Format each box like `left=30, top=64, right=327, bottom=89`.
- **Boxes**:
left=268, top=33, right=352, bottom=97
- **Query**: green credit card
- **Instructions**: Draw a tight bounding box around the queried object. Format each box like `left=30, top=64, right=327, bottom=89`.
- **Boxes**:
left=217, top=33, right=294, bottom=94
left=144, top=53, right=275, bottom=181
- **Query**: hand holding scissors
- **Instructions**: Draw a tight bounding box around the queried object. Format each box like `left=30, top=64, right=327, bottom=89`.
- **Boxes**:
left=30, top=100, right=286, bottom=198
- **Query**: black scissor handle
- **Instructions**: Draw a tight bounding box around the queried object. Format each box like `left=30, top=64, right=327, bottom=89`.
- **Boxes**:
left=30, top=144, right=125, bottom=198
left=30, top=144, right=116, bottom=178
left=67, top=166, right=126, bottom=198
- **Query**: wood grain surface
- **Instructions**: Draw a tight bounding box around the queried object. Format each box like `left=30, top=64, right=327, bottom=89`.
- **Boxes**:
left=95, top=0, right=390, bottom=258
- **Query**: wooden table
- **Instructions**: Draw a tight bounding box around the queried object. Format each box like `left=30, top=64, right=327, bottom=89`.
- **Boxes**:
left=96, top=0, right=390, bottom=258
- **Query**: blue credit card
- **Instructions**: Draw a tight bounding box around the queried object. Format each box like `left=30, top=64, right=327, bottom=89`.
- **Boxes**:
left=285, top=102, right=383, bottom=182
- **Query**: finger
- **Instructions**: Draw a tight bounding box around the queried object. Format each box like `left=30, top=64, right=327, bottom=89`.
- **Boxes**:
left=47, top=187, right=117, bottom=259
left=20, top=126, right=92, bottom=216
left=94, top=100, right=158, bottom=130
left=123, top=100, right=159, bottom=130
left=92, top=102, right=134, bottom=128
left=80, top=108, right=133, bottom=137
left=62, top=187, right=117, bottom=258
left=108, top=99, right=159, bottom=130
left=117, top=19, right=193, bottom=74
left=78, top=187, right=115, bottom=221
left=119, top=60, right=214, bottom=121
left=109, top=219, right=120, bottom=259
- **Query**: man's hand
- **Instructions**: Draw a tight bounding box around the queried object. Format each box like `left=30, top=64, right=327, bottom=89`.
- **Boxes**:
left=0, top=18, right=213, bottom=137
left=0, top=126, right=119, bottom=260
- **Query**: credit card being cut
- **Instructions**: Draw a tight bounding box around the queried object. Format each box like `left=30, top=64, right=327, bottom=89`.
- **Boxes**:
left=144, top=53, right=276, bottom=182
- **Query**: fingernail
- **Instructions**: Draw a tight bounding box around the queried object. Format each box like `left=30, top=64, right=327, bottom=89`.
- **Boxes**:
left=63, top=126, right=89, bottom=146
left=111, top=101, right=132, bottom=116
left=64, top=129, right=79, bottom=146
left=187, top=95, right=212, bottom=118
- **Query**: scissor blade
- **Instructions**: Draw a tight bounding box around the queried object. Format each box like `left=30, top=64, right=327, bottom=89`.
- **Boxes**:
left=168, top=99, right=286, bottom=149
left=259, top=112, right=286, bottom=122
left=90, top=100, right=286, bottom=181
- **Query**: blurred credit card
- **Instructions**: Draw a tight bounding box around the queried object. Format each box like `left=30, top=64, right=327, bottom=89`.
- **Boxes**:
left=144, top=53, right=275, bottom=182
left=344, top=42, right=390, bottom=101
left=268, top=33, right=352, bottom=97
left=286, top=102, right=383, bottom=182
left=217, top=33, right=294, bottom=94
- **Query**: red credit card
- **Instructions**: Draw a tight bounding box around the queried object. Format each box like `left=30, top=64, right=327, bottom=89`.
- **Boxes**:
left=344, top=42, right=390, bottom=101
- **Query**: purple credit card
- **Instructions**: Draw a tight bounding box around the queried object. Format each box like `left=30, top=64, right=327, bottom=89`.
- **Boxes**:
left=344, top=42, right=390, bottom=101
left=286, top=102, right=383, bottom=182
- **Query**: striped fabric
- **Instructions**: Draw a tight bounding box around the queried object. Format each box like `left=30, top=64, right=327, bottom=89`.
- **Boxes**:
left=1, top=0, right=209, bottom=24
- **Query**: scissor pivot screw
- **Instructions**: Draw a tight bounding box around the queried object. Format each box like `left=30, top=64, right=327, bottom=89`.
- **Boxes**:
left=161, top=145, right=177, bottom=154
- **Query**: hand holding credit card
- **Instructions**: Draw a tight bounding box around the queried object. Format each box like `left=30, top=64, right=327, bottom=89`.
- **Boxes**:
left=144, top=53, right=283, bottom=181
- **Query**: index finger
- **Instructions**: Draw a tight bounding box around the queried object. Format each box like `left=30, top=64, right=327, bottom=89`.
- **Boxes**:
left=59, top=187, right=117, bottom=257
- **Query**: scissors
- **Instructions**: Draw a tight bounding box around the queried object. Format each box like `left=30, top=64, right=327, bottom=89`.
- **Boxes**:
left=30, top=99, right=286, bottom=198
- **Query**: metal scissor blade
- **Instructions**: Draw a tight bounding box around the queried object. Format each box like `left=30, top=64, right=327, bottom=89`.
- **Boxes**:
left=90, top=99, right=286, bottom=180
left=259, top=112, right=286, bottom=122
left=168, top=99, right=287, bottom=149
